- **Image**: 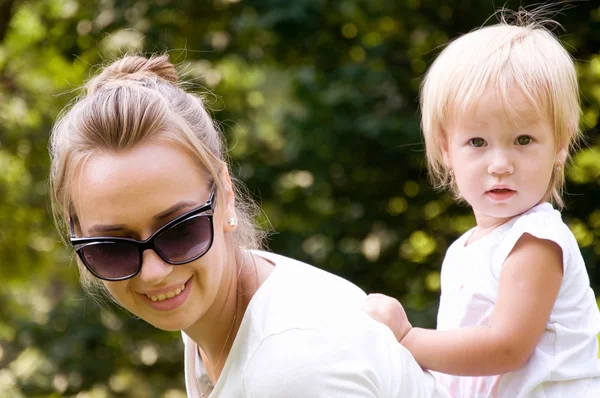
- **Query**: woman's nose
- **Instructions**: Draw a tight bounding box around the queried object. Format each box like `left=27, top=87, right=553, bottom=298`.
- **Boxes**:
left=137, top=250, right=173, bottom=284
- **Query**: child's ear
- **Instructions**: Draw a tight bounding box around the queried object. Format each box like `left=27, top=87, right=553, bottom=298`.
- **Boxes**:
left=440, top=131, right=452, bottom=169
left=442, top=147, right=451, bottom=169
left=556, top=147, right=568, bottom=166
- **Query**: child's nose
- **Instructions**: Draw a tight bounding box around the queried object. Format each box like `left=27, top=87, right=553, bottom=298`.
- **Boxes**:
left=488, top=151, right=514, bottom=176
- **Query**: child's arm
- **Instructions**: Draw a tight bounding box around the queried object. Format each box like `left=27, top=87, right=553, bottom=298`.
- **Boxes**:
left=366, top=233, right=563, bottom=376
left=363, top=293, right=413, bottom=342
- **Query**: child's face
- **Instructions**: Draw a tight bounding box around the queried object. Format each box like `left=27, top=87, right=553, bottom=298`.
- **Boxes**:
left=443, top=89, right=565, bottom=227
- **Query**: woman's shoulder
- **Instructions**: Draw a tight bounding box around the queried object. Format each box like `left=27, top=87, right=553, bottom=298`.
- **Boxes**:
left=240, top=316, right=447, bottom=397
left=252, top=250, right=367, bottom=303
left=246, top=250, right=383, bottom=340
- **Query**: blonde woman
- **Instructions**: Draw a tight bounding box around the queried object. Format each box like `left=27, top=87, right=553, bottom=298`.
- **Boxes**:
left=363, top=12, right=600, bottom=398
left=49, top=54, right=450, bottom=397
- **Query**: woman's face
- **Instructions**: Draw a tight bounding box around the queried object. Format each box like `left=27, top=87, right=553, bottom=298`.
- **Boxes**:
left=71, top=139, right=237, bottom=331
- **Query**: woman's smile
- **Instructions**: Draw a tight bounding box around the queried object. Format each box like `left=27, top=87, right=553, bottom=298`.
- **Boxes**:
left=139, top=277, right=193, bottom=311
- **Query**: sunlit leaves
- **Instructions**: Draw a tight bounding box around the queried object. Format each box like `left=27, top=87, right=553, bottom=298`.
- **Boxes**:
left=569, top=148, right=600, bottom=184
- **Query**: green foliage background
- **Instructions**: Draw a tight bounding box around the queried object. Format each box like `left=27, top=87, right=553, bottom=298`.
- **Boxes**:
left=1, top=0, right=600, bottom=397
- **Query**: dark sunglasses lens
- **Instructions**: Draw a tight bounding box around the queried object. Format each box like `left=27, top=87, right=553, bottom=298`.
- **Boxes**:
left=155, top=215, right=213, bottom=263
left=79, top=242, right=139, bottom=280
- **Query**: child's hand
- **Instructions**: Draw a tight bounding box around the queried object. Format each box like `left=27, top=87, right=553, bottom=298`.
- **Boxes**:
left=362, top=293, right=412, bottom=342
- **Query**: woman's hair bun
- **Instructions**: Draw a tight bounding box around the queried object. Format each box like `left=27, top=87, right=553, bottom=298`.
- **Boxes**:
left=87, top=54, right=178, bottom=94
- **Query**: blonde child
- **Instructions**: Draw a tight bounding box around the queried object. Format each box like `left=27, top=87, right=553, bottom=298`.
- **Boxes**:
left=363, top=12, right=600, bottom=398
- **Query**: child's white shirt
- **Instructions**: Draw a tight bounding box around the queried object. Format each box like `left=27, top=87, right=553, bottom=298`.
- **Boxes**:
left=435, top=202, right=600, bottom=397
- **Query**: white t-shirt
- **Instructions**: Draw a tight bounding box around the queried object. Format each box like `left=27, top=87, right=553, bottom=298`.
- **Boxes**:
left=435, top=203, right=600, bottom=397
left=182, top=251, right=450, bottom=397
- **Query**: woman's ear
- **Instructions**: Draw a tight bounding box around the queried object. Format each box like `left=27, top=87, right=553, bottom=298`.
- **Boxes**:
left=218, top=167, right=238, bottom=232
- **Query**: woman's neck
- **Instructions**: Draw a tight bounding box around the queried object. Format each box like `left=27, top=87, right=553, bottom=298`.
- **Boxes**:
left=185, top=250, right=275, bottom=382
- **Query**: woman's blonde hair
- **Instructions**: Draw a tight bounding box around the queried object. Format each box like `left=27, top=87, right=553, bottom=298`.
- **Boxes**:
left=49, top=54, right=264, bottom=292
left=420, top=13, right=580, bottom=208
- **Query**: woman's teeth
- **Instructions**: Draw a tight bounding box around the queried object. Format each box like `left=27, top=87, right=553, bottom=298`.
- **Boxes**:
left=147, top=285, right=185, bottom=302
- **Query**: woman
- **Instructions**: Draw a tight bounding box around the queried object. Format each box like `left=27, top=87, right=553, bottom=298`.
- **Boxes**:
left=49, top=54, right=449, bottom=397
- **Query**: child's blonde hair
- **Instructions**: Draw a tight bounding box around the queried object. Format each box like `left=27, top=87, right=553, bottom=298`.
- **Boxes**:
left=49, top=54, right=265, bottom=292
left=421, top=13, right=580, bottom=209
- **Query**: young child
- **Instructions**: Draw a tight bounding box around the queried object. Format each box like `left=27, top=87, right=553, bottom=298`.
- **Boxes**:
left=363, top=12, right=600, bottom=398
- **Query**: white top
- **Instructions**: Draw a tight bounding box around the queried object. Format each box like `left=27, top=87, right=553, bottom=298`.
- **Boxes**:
left=182, top=251, right=450, bottom=397
left=435, top=202, right=600, bottom=397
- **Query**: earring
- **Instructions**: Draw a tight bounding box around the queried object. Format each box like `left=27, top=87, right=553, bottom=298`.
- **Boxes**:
left=228, top=218, right=237, bottom=227
left=555, top=163, right=561, bottom=173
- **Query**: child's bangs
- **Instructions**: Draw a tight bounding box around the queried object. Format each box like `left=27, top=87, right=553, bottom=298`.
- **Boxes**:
left=446, top=53, right=553, bottom=127
left=438, top=26, right=566, bottom=128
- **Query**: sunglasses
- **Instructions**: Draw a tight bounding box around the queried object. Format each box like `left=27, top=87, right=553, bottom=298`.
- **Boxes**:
left=69, top=186, right=216, bottom=281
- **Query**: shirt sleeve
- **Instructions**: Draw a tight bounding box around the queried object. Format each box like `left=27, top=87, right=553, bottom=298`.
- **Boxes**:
left=494, top=208, right=573, bottom=274
left=242, top=315, right=449, bottom=398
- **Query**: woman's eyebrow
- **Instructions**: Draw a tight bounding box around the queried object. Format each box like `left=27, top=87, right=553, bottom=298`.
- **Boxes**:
left=86, top=201, right=199, bottom=235
left=153, top=201, right=199, bottom=221
left=88, top=224, right=127, bottom=235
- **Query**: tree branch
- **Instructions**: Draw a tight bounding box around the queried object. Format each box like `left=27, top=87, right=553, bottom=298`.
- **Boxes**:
left=0, top=0, right=17, bottom=43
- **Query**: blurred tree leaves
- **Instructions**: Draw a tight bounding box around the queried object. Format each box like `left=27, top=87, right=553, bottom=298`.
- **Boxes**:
left=1, top=0, right=599, bottom=396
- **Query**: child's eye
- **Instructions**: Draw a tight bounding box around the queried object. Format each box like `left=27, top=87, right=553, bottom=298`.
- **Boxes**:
left=468, top=137, right=486, bottom=147
left=515, top=135, right=533, bottom=145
